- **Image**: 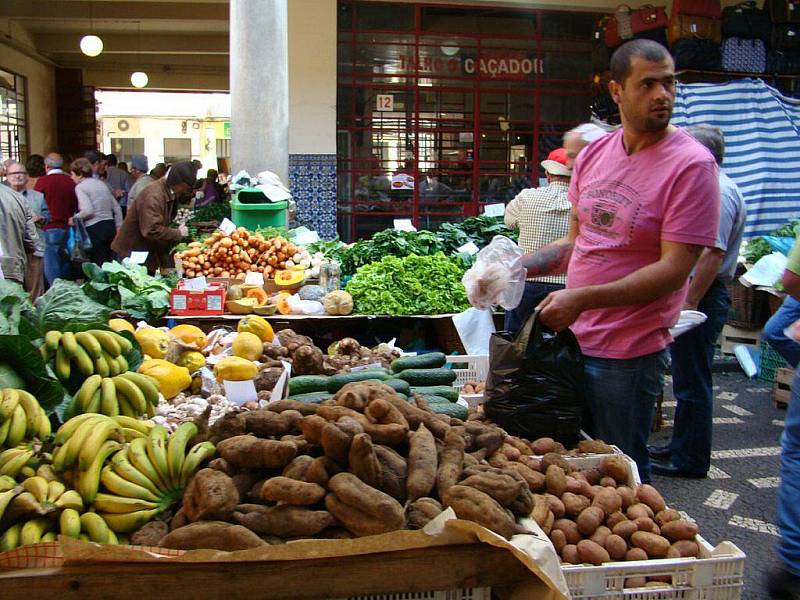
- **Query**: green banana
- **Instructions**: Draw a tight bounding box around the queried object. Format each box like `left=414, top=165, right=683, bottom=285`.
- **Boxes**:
left=93, top=492, right=160, bottom=514
left=113, top=332, right=133, bottom=354
left=0, top=487, right=19, bottom=522
left=59, top=508, right=82, bottom=538
left=44, top=330, right=62, bottom=352
left=20, top=518, right=50, bottom=546
left=88, top=330, right=121, bottom=358
left=78, top=419, right=122, bottom=471
left=0, top=474, right=17, bottom=491
left=98, top=508, right=160, bottom=534
left=106, top=528, right=119, bottom=545
left=117, top=394, right=137, bottom=419
left=77, top=439, right=122, bottom=503
left=116, top=354, right=129, bottom=373
left=75, top=331, right=102, bottom=360
left=55, top=415, right=105, bottom=471
left=0, top=523, right=21, bottom=551
left=55, top=413, right=98, bottom=445
left=104, top=351, right=121, bottom=377
left=71, top=343, right=95, bottom=378
left=6, top=404, right=28, bottom=447
left=0, top=447, right=29, bottom=470
left=121, top=428, right=144, bottom=442
left=128, top=437, right=168, bottom=492
left=54, top=490, right=84, bottom=511
left=40, top=531, right=57, bottom=543
left=60, top=331, right=79, bottom=357
left=110, top=449, right=164, bottom=497
left=166, top=422, right=198, bottom=487
left=55, top=345, right=71, bottom=380
left=100, top=378, right=119, bottom=417
left=179, top=441, right=216, bottom=487
left=80, top=512, right=110, bottom=543
left=93, top=354, right=110, bottom=378
left=119, top=372, right=160, bottom=406
left=113, top=376, right=146, bottom=416
left=100, top=465, right=162, bottom=503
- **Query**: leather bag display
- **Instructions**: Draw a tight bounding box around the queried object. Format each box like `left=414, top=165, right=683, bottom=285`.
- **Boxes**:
left=631, top=4, right=669, bottom=33
left=671, top=0, right=722, bottom=19
left=769, top=49, right=800, bottom=73
left=671, top=38, right=722, bottom=70
left=668, top=14, right=723, bottom=45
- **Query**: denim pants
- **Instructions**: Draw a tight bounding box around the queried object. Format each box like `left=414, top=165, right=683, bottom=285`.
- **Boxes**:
left=583, top=349, right=668, bottom=483
left=43, top=228, right=70, bottom=287
left=777, top=368, right=800, bottom=576
left=668, top=279, right=731, bottom=474
left=763, top=295, right=800, bottom=368
left=503, top=281, right=563, bottom=335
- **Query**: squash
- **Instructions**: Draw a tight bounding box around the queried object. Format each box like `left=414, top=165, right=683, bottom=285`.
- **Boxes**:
left=226, top=284, right=244, bottom=301
left=170, top=324, right=207, bottom=349
left=324, top=291, right=354, bottom=316
left=227, top=299, right=256, bottom=315
left=134, top=328, right=170, bottom=360
left=214, top=356, right=258, bottom=382
left=108, top=318, right=134, bottom=334
left=238, top=315, right=274, bottom=343
left=297, top=285, right=325, bottom=302
left=176, top=350, right=206, bottom=374
left=273, top=270, right=305, bottom=290
left=232, top=332, right=263, bottom=361
left=246, top=287, right=269, bottom=306
left=276, top=294, right=293, bottom=315
left=138, top=359, right=191, bottom=399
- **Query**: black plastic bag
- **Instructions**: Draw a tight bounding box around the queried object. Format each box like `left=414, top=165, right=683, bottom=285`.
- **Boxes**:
left=484, top=312, right=585, bottom=444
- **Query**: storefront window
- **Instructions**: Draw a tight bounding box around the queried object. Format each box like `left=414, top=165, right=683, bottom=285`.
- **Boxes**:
left=337, top=1, right=598, bottom=241
left=0, top=68, right=28, bottom=163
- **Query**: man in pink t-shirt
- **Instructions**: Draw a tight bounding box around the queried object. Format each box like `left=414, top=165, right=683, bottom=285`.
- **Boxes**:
left=517, top=40, right=720, bottom=481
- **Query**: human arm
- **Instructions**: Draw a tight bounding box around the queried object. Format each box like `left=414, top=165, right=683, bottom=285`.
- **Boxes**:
left=683, top=247, right=724, bottom=309
left=20, top=199, right=37, bottom=254
left=516, top=207, right=579, bottom=277
left=138, top=198, right=184, bottom=244
left=73, top=183, right=95, bottom=222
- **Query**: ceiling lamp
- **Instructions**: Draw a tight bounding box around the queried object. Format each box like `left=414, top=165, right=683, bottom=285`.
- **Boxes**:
left=441, top=42, right=460, bottom=56
left=130, top=71, right=149, bottom=88
left=80, top=35, right=103, bottom=57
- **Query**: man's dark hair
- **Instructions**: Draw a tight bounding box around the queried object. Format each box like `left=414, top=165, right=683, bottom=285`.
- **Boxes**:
left=84, top=150, right=102, bottom=165
left=610, top=39, right=671, bottom=85
left=685, top=124, right=725, bottom=166
left=107, top=153, right=118, bottom=166
left=25, top=154, right=45, bottom=177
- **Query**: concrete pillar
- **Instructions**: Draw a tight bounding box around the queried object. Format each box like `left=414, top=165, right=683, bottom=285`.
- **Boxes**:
left=230, top=0, right=288, bottom=182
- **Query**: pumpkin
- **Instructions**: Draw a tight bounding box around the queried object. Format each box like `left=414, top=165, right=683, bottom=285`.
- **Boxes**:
left=324, top=291, right=354, bottom=316
left=214, top=356, right=258, bottom=382
left=226, top=284, right=244, bottom=301
left=134, top=328, right=170, bottom=360
left=138, top=359, right=191, bottom=399
left=170, top=324, right=207, bottom=349
left=232, top=332, right=263, bottom=361
left=176, top=350, right=206, bottom=374
left=273, top=270, right=305, bottom=289
left=276, top=294, right=293, bottom=315
left=108, top=318, right=134, bottom=334
left=297, top=285, right=326, bottom=302
left=246, top=287, right=269, bottom=306
left=238, top=315, right=274, bottom=343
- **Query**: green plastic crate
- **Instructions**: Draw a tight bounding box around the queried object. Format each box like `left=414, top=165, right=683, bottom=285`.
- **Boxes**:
left=759, top=340, right=789, bottom=383
left=231, top=188, right=288, bottom=230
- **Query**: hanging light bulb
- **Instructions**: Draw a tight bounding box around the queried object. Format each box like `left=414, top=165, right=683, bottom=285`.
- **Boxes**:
left=130, top=71, right=149, bottom=88
left=80, top=35, right=104, bottom=57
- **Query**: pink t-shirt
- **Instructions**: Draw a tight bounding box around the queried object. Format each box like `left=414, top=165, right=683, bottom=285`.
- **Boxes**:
left=567, top=127, right=720, bottom=359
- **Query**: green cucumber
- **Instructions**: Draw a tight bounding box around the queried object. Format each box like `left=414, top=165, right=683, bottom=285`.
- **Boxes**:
left=286, top=392, right=333, bottom=404
left=410, top=386, right=458, bottom=402
left=390, top=352, right=447, bottom=373
left=396, top=368, right=457, bottom=387
left=429, top=401, right=468, bottom=420
left=383, top=378, right=411, bottom=396
left=288, top=375, right=330, bottom=396
left=326, top=370, right=390, bottom=394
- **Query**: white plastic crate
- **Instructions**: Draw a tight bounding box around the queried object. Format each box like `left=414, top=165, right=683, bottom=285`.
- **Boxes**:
left=560, top=453, right=641, bottom=486
left=331, top=588, right=491, bottom=600
left=446, top=355, right=489, bottom=389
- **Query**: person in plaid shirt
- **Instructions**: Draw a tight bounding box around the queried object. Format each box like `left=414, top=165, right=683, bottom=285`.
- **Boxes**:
left=503, top=148, right=572, bottom=334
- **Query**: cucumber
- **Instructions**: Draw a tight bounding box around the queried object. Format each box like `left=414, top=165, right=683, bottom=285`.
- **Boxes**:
left=286, top=392, right=332, bottom=404
left=419, top=395, right=454, bottom=406
left=429, top=401, right=468, bottom=420
left=390, top=352, right=447, bottom=373
left=326, top=370, right=390, bottom=394
left=410, top=386, right=458, bottom=402
left=396, top=368, right=457, bottom=387
left=383, top=378, right=411, bottom=396
left=288, top=375, right=330, bottom=396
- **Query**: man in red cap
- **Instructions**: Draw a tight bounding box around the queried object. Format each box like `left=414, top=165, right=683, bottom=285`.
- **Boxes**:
left=503, top=148, right=572, bottom=334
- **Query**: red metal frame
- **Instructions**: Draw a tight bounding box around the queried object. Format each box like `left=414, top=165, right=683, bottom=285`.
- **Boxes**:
left=337, top=1, right=596, bottom=241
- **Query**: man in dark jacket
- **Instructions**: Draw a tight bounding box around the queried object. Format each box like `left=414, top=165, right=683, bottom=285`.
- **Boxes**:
left=112, top=161, right=194, bottom=273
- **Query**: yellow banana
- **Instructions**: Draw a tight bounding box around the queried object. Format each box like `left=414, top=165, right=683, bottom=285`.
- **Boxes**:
left=78, top=418, right=122, bottom=471
left=146, top=425, right=170, bottom=486
left=0, top=417, right=11, bottom=447
left=93, top=492, right=160, bottom=514
left=20, top=517, right=50, bottom=546
left=54, top=413, right=99, bottom=445
left=117, top=394, right=137, bottom=419
left=22, top=476, right=49, bottom=504
left=113, top=376, right=146, bottom=415
left=16, top=390, right=42, bottom=437
left=0, top=447, right=28, bottom=469
left=75, top=331, right=102, bottom=360
left=54, top=489, right=84, bottom=511
left=36, top=464, right=59, bottom=483
left=112, top=415, right=153, bottom=435
left=59, top=508, right=82, bottom=538
left=40, top=531, right=57, bottom=543
left=35, top=409, right=51, bottom=441
left=116, top=354, right=129, bottom=373
left=78, top=533, right=89, bottom=542
left=93, top=354, right=110, bottom=378
left=77, top=440, right=122, bottom=503
left=0, top=487, right=19, bottom=521
left=76, top=375, right=103, bottom=412
left=0, top=523, right=21, bottom=551
left=110, top=449, right=163, bottom=497
left=54, top=415, right=104, bottom=470
left=104, top=352, right=121, bottom=377
left=0, top=388, right=20, bottom=421
left=179, top=441, right=216, bottom=487
left=127, top=437, right=168, bottom=492
left=100, top=465, right=162, bottom=503
left=98, top=508, right=160, bottom=533
left=9, top=492, right=44, bottom=519
left=46, top=480, right=67, bottom=504
left=72, top=343, right=95, bottom=378
left=119, top=372, right=160, bottom=406
left=100, top=378, right=119, bottom=417
left=60, top=331, right=79, bottom=357
left=19, top=466, right=36, bottom=479
left=44, top=330, right=62, bottom=352
left=6, top=404, right=27, bottom=447
left=79, top=512, right=110, bottom=543
left=88, top=330, right=121, bottom=358
left=166, top=422, right=198, bottom=487
left=106, top=528, right=119, bottom=545
left=121, top=428, right=145, bottom=442
left=0, top=474, right=17, bottom=491
left=55, top=345, right=71, bottom=380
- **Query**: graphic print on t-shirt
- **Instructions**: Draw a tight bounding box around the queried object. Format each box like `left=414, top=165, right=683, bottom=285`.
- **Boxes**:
left=576, top=177, right=643, bottom=264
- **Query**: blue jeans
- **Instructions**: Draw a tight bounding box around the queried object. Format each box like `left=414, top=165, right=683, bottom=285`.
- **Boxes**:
left=43, top=228, right=70, bottom=287
left=583, top=349, right=668, bottom=483
left=667, top=279, right=731, bottom=474
left=777, top=368, right=800, bottom=576
left=763, top=296, right=800, bottom=368
left=503, top=281, right=563, bottom=335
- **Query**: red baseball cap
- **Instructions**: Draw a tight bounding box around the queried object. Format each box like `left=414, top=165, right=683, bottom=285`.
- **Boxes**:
left=540, top=148, right=572, bottom=177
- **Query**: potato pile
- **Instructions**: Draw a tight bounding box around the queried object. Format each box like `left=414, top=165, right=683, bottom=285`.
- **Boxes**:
left=461, top=380, right=485, bottom=395
left=175, top=230, right=307, bottom=279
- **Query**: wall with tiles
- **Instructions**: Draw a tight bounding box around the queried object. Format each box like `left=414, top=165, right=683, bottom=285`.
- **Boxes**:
left=289, top=154, right=337, bottom=239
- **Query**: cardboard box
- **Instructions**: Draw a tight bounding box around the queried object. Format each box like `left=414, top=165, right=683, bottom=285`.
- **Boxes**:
left=169, top=281, right=228, bottom=316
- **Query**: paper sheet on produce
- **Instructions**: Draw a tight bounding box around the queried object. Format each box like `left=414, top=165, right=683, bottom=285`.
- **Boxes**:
left=453, top=308, right=495, bottom=355
left=55, top=511, right=570, bottom=600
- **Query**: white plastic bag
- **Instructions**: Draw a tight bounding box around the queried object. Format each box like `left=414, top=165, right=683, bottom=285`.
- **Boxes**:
left=462, top=235, right=526, bottom=310
left=287, top=295, right=325, bottom=315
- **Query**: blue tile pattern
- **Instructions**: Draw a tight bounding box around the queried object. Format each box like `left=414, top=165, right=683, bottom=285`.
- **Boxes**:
left=289, top=154, right=337, bottom=239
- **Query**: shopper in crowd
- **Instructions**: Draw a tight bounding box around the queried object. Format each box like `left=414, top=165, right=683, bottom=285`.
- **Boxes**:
left=563, top=123, right=608, bottom=169
left=762, top=298, right=800, bottom=369
left=487, top=40, right=720, bottom=482
left=69, top=158, right=123, bottom=266
left=648, top=125, right=747, bottom=479
left=112, top=161, right=194, bottom=273
left=117, top=161, right=129, bottom=174
left=196, top=169, right=225, bottom=208
left=150, top=163, right=168, bottom=180
left=0, top=175, right=38, bottom=286
left=105, top=153, right=132, bottom=213
left=503, top=148, right=572, bottom=334
left=35, top=152, right=78, bottom=286
left=25, top=154, right=46, bottom=190
left=85, top=150, right=108, bottom=181
left=6, top=161, right=47, bottom=298
left=128, top=154, right=155, bottom=210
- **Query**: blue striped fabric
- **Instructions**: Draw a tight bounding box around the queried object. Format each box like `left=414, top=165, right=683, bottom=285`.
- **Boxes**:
left=671, top=78, right=800, bottom=238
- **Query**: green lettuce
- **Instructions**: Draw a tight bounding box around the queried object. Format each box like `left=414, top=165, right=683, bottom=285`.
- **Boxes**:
left=82, top=261, right=174, bottom=321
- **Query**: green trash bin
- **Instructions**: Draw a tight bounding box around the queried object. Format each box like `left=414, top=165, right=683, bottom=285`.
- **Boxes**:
left=231, top=188, right=288, bottom=230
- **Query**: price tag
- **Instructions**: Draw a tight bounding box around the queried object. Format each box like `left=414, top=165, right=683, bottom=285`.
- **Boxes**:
left=223, top=380, right=258, bottom=406
left=457, top=241, right=480, bottom=256
left=350, top=363, right=383, bottom=372
left=219, top=218, right=236, bottom=235
left=129, top=251, right=149, bottom=264
left=244, top=271, right=265, bottom=286
left=482, top=203, right=505, bottom=217
left=393, top=219, right=417, bottom=232
left=183, top=276, right=207, bottom=291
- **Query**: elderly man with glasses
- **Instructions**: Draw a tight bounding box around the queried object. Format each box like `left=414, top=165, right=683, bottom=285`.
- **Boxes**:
left=6, top=162, right=47, bottom=297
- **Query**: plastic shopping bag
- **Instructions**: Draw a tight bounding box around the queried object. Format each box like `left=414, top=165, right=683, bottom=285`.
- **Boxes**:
left=484, top=311, right=585, bottom=444
left=462, top=235, right=526, bottom=310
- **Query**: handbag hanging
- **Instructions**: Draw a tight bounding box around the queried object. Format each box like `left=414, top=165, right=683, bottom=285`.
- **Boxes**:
left=773, top=23, right=800, bottom=49
left=721, top=37, right=767, bottom=72
left=668, top=14, right=723, bottom=45
left=769, top=49, right=800, bottom=73
left=722, top=2, right=773, bottom=42
left=671, top=38, right=723, bottom=70
left=671, top=0, right=722, bottom=19
left=631, top=4, right=669, bottom=33
left=767, top=0, right=800, bottom=24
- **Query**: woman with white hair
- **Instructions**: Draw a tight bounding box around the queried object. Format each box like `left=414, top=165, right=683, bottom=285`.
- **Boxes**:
left=563, top=123, right=608, bottom=169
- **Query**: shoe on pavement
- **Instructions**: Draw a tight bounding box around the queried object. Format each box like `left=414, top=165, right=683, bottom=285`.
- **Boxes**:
left=766, top=563, right=800, bottom=599
left=647, top=445, right=671, bottom=460
left=650, top=458, right=706, bottom=479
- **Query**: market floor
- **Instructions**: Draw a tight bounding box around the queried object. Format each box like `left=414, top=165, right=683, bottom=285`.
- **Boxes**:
left=648, top=370, right=785, bottom=600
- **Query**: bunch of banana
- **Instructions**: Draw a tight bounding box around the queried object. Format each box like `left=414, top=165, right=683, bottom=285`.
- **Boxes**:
left=3, top=475, right=83, bottom=520
left=95, top=423, right=215, bottom=533
left=0, top=388, right=52, bottom=446
left=73, top=372, right=159, bottom=419
left=0, top=512, right=121, bottom=550
left=41, top=329, right=132, bottom=383
left=0, top=443, right=43, bottom=478
left=52, top=414, right=124, bottom=479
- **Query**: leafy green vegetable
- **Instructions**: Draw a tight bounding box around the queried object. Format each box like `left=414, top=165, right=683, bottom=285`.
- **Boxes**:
left=437, top=216, right=518, bottom=254
left=0, top=280, right=38, bottom=338
left=187, top=201, right=231, bottom=225
left=307, top=237, right=345, bottom=259
left=340, top=230, right=446, bottom=276
left=0, top=335, right=69, bottom=416
left=33, top=280, right=112, bottom=333
left=82, top=262, right=174, bottom=321
left=345, top=253, right=469, bottom=315
left=745, top=219, right=800, bottom=264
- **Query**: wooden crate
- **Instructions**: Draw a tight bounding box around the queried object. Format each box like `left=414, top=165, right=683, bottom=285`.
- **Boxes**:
left=719, top=324, right=761, bottom=356
left=773, top=367, right=795, bottom=408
